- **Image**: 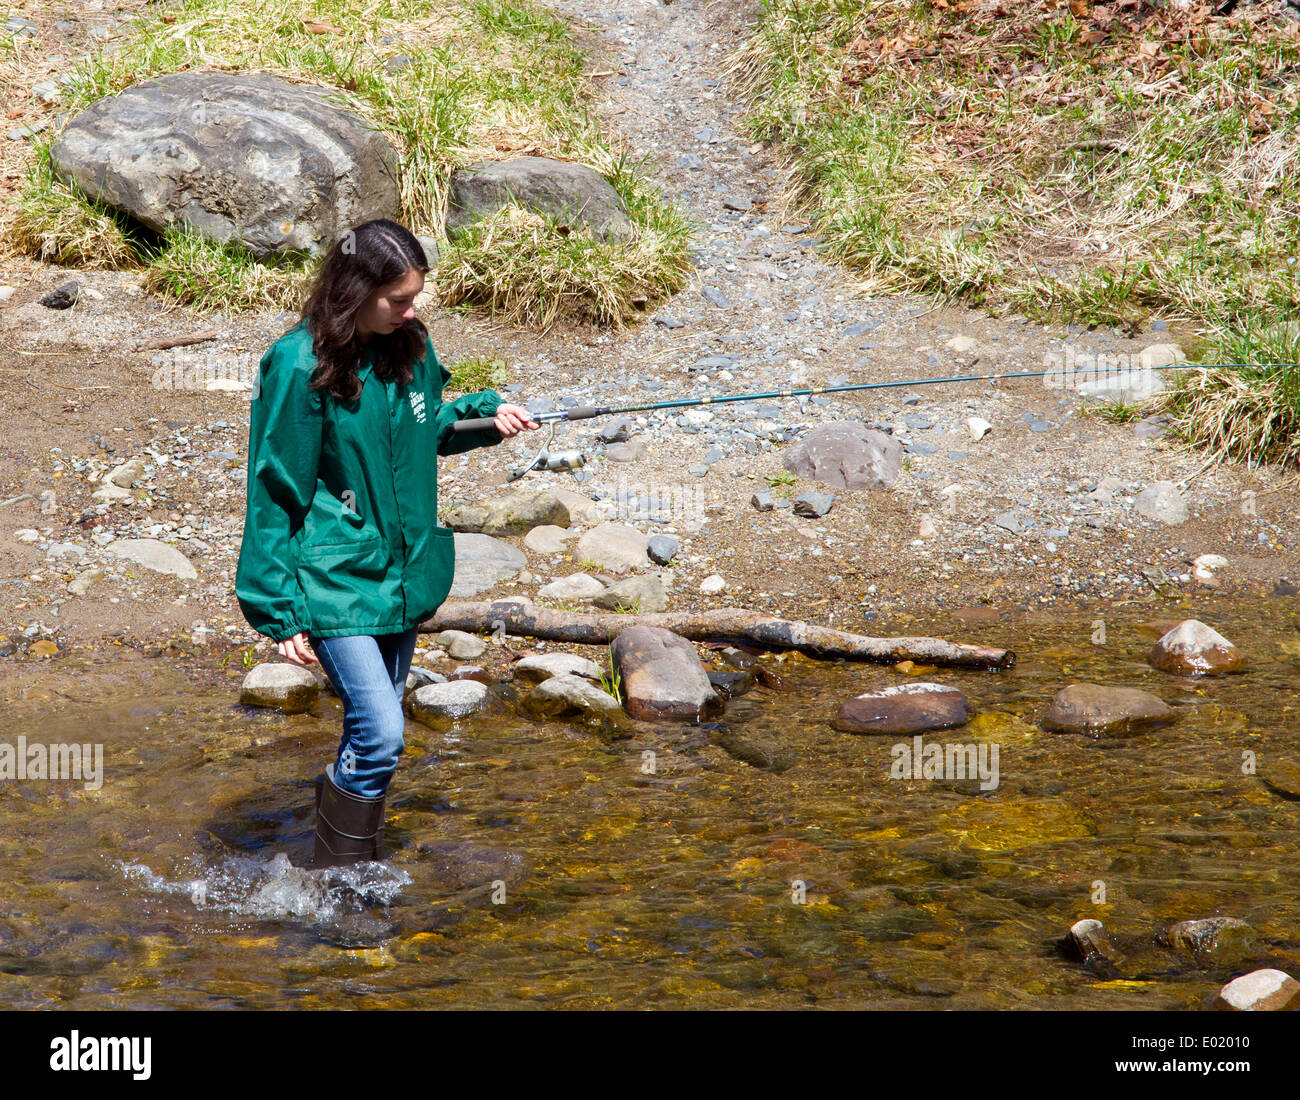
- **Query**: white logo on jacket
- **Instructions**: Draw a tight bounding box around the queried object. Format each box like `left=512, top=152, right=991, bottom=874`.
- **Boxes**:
left=410, top=391, right=427, bottom=423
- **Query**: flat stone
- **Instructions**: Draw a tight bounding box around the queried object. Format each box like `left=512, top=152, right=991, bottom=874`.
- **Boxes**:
left=574, top=524, right=649, bottom=575
left=834, top=683, right=969, bottom=735
left=1134, top=481, right=1189, bottom=524
left=792, top=491, right=834, bottom=517
left=523, top=524, right=574, bottom=555
left=443, top=486, right=569, bottom=536
left=513, top=653, right=603, bottom=683
left=104, top=538, right=198, bottom=580
left=593, top=574, right=668, bottom=613
left=782, top=421, right=902, bottom=490
left=449, top=533, right=526, bottom=597
left=538, top=573, right=607, bottom=601
left=1043, top=683, right=1176, bottom=736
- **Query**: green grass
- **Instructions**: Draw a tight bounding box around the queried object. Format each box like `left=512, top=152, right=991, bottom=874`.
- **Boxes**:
left=446, top=353, right=510, bottom=393
left=597, top=643, right=622, bottom=703
left=11, top=0, right=692, bottom=326
left=732, top=0, right=1300, bottom=468
left=1082, top=399, right=1147, bottom=424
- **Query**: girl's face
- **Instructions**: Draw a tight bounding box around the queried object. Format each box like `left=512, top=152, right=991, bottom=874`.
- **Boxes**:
left=355, top=266, right=424, bottom=340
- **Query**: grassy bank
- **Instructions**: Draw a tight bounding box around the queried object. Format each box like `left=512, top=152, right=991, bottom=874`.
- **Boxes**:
left=9, top=0, right=692, bottom=327
left=734, top=0, right=1300, bottom=467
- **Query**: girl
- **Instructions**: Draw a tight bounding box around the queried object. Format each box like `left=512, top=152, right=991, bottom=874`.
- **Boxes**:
left=235, top=219, right=538, bottom=868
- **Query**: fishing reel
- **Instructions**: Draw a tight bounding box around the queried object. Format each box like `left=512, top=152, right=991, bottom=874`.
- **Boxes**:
left=507, top=421, right=587, bottom=483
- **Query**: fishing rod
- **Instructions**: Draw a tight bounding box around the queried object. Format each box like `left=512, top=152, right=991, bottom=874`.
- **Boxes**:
left=450, top=360, right=1295, bottom=480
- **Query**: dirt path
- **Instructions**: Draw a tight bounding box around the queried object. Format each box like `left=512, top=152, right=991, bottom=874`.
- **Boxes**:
left=0, top=0, right=1296, bottom=660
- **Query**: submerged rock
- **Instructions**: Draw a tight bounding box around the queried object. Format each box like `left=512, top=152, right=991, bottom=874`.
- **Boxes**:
left=1065, top=918, right=1120, bottom=969
left=240, top=663, right=319, bottom=714
left=1166, top=917, right=1255, bottom=967
left=1149, top=620, right=1247, bottom=676
left=834, top=683, right=968, bottom=735
left=1043, top=683, right=1176, bottom=736
left=612, top=625, right=723, bottom=721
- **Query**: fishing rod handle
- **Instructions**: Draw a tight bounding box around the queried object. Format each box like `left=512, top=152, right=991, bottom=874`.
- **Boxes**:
left=449, top=406, right=606, bottom=433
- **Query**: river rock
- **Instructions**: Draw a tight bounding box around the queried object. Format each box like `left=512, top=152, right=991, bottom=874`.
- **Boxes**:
left=1213, top=969, right=1300, bottom=1011
left=1260, top=759, right=1300, bottom=799
left=707, top=668, right=756, bottom=698
left=446, top=156, right=632, bottom=243
left=793, top=491, right=834, bottom=517
left=404, top=667, right=448, bottom=695
left=781, top=421, right=902, bottom=490
left=538, top=573, right=607, bottom=601
left=522, top=672, right=624, bottom=726
left=67, top=568, right=104, bottom=596
left=443, top=486, right=569, bottom=537
left=647, top=535, right=679, bottom=565
left=592, top=574, right=668, bottom=613
left=700, top=574, right=726, bottom=594
left=834, top=682, right=969, bottom=734
left=407, top=680, right=489, bottom=722
left=710, top=726, right=795, bottom=772
left=51, top=71, right=400, bottom=257
left=513, top=653, right=603, bottom=683
left=436, top=629, right=487, bottom=659
left=1133, top=481, right=1189, bottom=524
left=104, top=538, right=198, bottom=580
left=240, top=662, right=319, bottom=714
left=1043, top=683, right=1176, bottom=736
left=105, top=458, right=146, bottom=488
left=1149, top=620, right=1247, bottom=676
left=447, top=665, right=494, bottom=684
left=1166, top=917, right=1255, bottom=966
left=448, top=533, right=526, bottom=597
left=523, top=524, right=574, bottom=555
left=547, top=486, right=604, bottom=523
left=611, top=625, right=722, bottom=721
left=574, top=524, right=649, bottom=574
left=1065, top=918, right=1118, bottom=967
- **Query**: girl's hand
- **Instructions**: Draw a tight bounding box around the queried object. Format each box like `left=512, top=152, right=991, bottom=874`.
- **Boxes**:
left=494, top=404, right=540, bottom=437
left=277, top=631, right=319, bottom=666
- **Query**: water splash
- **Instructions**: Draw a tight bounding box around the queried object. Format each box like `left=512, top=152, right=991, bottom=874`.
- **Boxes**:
left=115, top=852, right=411, bottom=925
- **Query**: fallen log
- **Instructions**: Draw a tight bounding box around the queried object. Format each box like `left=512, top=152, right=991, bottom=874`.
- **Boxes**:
left=427, top=597, right=1015, bottom=670
left=138, top=328, right=219, bottom=352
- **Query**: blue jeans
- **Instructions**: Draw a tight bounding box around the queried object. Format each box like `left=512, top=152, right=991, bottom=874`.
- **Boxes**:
left=307, top=628, right=420, bottom=799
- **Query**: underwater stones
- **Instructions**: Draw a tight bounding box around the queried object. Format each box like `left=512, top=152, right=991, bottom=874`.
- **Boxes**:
left=611, top=625, right=722, bottom=721
left=1065, top=918, right=1119, bottom=968
left=834, top=683, right=968, bottom=735
left=938, top=797, right=1091, bottom=853
left=1165, top=917, right=1256, bottom=967
left=1214, top=969, right=1300, bottom=1012
left=513, top=653, right=603, bottom=683
left=240, top=662, right=319, bottom=713
left=1043, top=683, right=1176, bottom=736
left=1260, top=759, right=1300, bottom=799
left=406, top=680, right=489, bottom=723
left=1149, top=620, right=1247, bottom=676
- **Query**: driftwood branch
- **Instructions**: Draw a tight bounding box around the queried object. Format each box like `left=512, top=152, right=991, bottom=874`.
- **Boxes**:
left=427, top=598, right=1015, bottom=670
left=138, top=329, right=219, bottom=352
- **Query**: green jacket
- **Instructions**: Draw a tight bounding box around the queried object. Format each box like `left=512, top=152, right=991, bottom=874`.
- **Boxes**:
left=235, top=320, right=503, bottom=642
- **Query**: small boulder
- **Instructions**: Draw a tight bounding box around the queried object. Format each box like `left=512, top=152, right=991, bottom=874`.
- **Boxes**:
left=1213, top=969, right=1300, bottom=1011
left=612, top=625, right=722, bottom=721
left=240, top=662, right=319, bottom=714
left=523, top=524, right=574, bottom=555
left=407, top=680, right=489, bottom=723
left=574, top=524, right=649, bottom=574
left=1043, top=683, right=1176, bottom=736
left=592, top=574, right=668, bottom=613
left=781, top=421, right=902, bottom=490
left=538, top=573, right=607, bottom=601
left=1166, top=917, right=1255, bottom=966
left=522, top=672, right=625, bottom=727
left=436, top=629, right=488, bottom=660
left=834, top=683, right=969, bottom=735
left=1133, top=481, right=1189, bottom=524
left=1149, top=620, right=1247, bottom=676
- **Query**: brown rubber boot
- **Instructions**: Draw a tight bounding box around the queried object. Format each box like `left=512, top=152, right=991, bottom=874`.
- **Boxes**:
left=314, top=764, right=386, bottom=868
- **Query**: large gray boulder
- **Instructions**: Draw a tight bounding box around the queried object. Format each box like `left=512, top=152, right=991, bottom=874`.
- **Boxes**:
left=782, top=421, right=902, bottom=490
left=446, top=157, right=632, bottom=243
left=449, top=533, right=526, bottom=597
left=50, top=71, right=401, bottom=258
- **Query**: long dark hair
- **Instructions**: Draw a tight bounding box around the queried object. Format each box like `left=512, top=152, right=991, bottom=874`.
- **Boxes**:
left=299, top=219, right=432, bottom=404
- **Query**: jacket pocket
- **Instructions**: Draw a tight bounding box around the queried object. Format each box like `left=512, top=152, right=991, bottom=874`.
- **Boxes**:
left=421, top=525, right=457, bottom=612
left=296, top=535, right=394, bottom=630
